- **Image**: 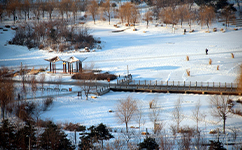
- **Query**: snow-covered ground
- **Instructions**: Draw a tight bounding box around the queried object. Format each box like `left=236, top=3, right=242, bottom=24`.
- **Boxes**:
left=1, top=13, right=242, bottom=148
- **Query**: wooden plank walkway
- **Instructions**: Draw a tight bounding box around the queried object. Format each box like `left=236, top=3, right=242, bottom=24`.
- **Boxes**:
left=109, top=79, right=241, bottom=96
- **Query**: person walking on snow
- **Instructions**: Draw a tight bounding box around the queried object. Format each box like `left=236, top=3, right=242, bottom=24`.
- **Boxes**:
left=205, top=48, right=208, bottom=55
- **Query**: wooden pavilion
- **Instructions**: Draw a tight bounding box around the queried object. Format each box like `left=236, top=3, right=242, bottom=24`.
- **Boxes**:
left=61, top=56, right=87, bottom=74
left=45, top=56, right=87, bottom=74
left=44, top=56, right=61, bottom=73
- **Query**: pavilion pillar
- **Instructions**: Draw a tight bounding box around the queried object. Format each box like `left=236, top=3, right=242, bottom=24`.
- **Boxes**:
left=54, top=63, right=56, bottom=73
left=72, top=63, right=73, bottom=74
left=68, top=63, right=70, bottom=74
left=76, top=61, right=78, bottom=72
left=79, top=62, right=82, bottom=73
left=50, top=62, right=51, bottom=72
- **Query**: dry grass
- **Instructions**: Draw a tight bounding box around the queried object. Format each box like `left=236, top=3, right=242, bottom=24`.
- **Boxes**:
left=231, top=53, right=234, bottom=58
left=217, top=65, right=219, bottom=70
left=186, top=69, right=190, bottom=76
left=209, top=58, right=212, bottom=65
left=186, top=56, right=189, bottom=61
left=236, top=65, right=242, bottom=93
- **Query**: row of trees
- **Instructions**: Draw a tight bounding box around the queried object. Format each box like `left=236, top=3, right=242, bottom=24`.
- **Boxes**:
left=1, top=0, right=238, bottom=28
left=115, top=95, right=239, bottom=135
left=0, top=0, right=89, bottom=23
left=0, top=119, right=75, bottom=149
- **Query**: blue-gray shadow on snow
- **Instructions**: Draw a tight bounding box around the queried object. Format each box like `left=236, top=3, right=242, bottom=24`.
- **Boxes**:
left=136, top=66, right=180, bottom=71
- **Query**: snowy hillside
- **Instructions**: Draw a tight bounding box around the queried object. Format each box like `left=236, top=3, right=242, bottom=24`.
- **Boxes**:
left=1, top=12, right=242, bottom=149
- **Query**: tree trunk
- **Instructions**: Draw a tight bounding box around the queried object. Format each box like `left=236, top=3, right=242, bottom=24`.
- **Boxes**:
left=126, top=122, right=128, bottom=133
left=223, top=117, right=226, bottom=134
left=1, top=107, right=5, bottom=120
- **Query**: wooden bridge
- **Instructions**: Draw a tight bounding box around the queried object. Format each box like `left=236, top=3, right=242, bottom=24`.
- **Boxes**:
left=108, top=78, right=241, bottom=96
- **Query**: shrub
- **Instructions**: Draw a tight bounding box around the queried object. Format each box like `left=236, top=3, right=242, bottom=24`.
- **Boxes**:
left=63, top=122, right=86, bottom=131
left=186, top=56, right=189, bottom=61
left=111, top=2, right=117, bottom=7
left=149, top=99, right=154, bottom=109
left=236, top=99, right=242, bottom=104
left=233, top=109, right=242, bottom=116
left=38, top=44, right=44, bottom=49
left=138, top=137, right=159, bottom=150
left=186, top=69, right=190, bottom=76
left=72, top=72, right=117, bottom=81
left=43, top=97, right=53, bottom=111
left=209, top=59, right=212, bottom=65
left=15, top=102, right=36, bottom=122
left=178, top=126, right=195, bottom=134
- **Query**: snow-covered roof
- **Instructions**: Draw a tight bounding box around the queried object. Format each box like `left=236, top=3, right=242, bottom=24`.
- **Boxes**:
left=61, top=56, right=87, bottom=63
left=44, top=56, right=62, bottom=63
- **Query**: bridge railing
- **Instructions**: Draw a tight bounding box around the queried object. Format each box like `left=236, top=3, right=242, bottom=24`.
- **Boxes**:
left=116, top=79, right=238, bottom=89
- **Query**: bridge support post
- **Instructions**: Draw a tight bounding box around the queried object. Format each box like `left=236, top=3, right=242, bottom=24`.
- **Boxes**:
left=225, top=82, right=226, bottom=91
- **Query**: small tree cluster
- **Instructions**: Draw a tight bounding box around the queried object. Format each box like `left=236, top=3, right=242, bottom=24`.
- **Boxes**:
left=9, top=20, right=97, bottom=51
left=79, top=123, right=114, bottom=149
left=0, top=119, right=74, bottom=150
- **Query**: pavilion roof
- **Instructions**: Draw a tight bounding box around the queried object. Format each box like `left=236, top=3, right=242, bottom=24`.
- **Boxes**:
left=61, top=56, right=87, bottom=63
left=44, top=56, right=61, bottom=63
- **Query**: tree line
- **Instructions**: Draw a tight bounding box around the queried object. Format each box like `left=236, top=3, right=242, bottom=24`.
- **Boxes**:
left=0, top=0, right=239, bottom=28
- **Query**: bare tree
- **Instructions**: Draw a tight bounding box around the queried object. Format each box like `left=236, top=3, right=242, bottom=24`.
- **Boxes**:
left=87, top=0, right=99, bottom=24
left=58, top=0, right=66, bottom=20
left=143, top=10, right=153, bottom=28
left=116, top=96, right=137, bottom=133
left=21, top=0, right=31, bottom=21
left=221, top=4, right=236, bottom=29
left=192, top=99, right=202, bottom=132
left=160, top=7, right=179, bottom=29
left=46, top=0, right=56, bottom=20
left=209, top=95, right=231, bottom=134
left=71, top=0, right=78, bottom=22
left=160, top=134, right=175, bottom=150
left=0, top=4, right=5, bottom=22
left=135, top=103, right=146, bottom=131
left=101, top=0, right=112, bottom=25
left=119, top=2, right=136, bottom=25
left=199, top=6, right=215, bottom=30
left=39, top=0, right=47, bottom=18
left=39, top=74, right=45, bottom=89
left=6, top=0, right=19, bottom=24
left=187, top=9, right=197, bottom=30
left=130, top=4, right=139, bottom=27
left=178, top=126, right=195, bottom=150
left=0, top=67, right=14, bottom=120
left=30, top=75, right=37, bottom=99
left=171, top=97, right=184, bottom=132
left=176, top=4, right=189, bottom=28
left=149, top=98, right=163, bottom=134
